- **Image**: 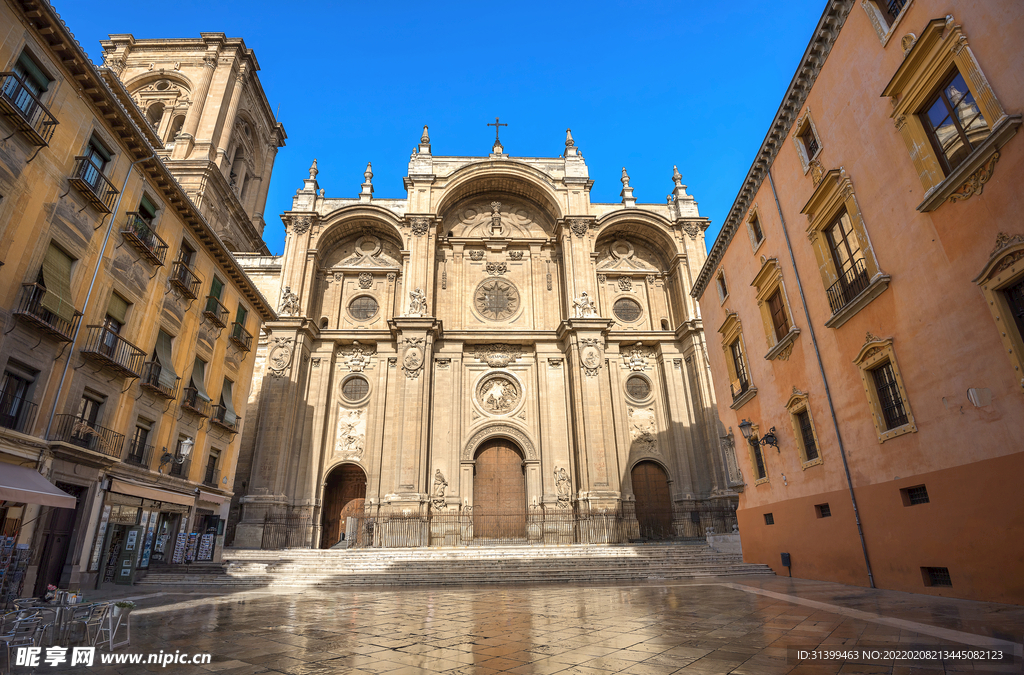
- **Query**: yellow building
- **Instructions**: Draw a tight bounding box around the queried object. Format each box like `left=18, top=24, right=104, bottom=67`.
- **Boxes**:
left=0, top=0, right=279, bottom=593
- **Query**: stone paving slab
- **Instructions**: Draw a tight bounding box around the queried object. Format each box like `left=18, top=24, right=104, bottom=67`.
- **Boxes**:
left=14, top=576, right=1023, bottom=674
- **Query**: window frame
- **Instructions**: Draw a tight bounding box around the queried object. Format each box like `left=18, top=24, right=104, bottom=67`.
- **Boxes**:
left=792, top=108, right=823, bottom=174
left=853, top=334, right=917, bottom=443
left=746, top=205, right=765, bottom=252
left=786, top=389, right=823, bottom=469
left=751, top=257, right=800, bottom=361
left=974, top=233, right=1024, bottom=385
left=717, top=311, right=757, bottom=410
left=861, top=0, right=913, bottom=45
left=715, top=270, right=729, bottom=305
left=920, top=68, right=991, bottom=176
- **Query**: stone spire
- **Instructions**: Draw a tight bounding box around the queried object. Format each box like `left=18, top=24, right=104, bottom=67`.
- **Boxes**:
left=418, top=125, right=431, bottom=154
left=359, top=162, right=373, bottom=201
left=309, top=158, right=318, bottom=180
left=302, top=158, right=319, bottom=193
left=565, top=128, right=580, bottom=158
left=620, top=167, right=636, bottom=207
left=671, top=165, right=689, bottom=201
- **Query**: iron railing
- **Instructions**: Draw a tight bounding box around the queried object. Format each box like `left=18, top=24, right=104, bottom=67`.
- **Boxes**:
left=202, top=466, right=219, bottom=488
left=49, top=414, right=124, bottom=458
left=210, top=405, right=239, bottom=433
left=0, top=71, right=58, bottom=146
left=170, top=261, right=201, bottom=299
left=203, top=296, right=229, bottom=327
left=124, top=440, right=153, bottom=468
left=335, top=503, right=739, bottom=549
left=13, top=283, right=81, bottom=343
left=181, top=387, right=210, bottom=417
left=826, top=258, right=871, bottom=314
left=121, top=213, right=167, bottom=265
left=67, top=156, right=119, bottom=213
left=140, top=361, right=179, bottom=400
left=261, top=514, right=314, bottom=550
left=887, top=0, right=907, bottom=18
left=0, top=391, right=36, bottom=434
left=229, top=322, right=252, bottom=352
left=168, top=457, right=191, bottom=479
left=80, top=325, right=145, bottom=378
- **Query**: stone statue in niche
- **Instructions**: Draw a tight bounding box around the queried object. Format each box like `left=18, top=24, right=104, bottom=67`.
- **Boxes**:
left=407, top=288, right=427, bottom=316
left=572, top=292, right=597, bottom=318
left=554, top=467, right=571, bottom=508
left=432, top=470, right=448, bottom=510
left=279, top=286, right=300, bottom=316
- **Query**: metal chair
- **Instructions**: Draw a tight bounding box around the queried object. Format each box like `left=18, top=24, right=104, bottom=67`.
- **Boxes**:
left=32, top=608, right=60, bottom=647
left=0, top=618, right=41, bottom=675
left=94, top=605, right=130, bottom=651
left=0, top=610, right=37, bottom=635
left=68, top=603, right=107, bottom=646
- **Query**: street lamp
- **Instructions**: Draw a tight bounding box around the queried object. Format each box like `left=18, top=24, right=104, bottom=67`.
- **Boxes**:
left=159, top=436, right=195, bottom=473
left=738, top=419, right=780, bottom=452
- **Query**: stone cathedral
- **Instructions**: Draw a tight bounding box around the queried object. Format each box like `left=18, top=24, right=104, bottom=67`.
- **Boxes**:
left=229, top=129, right=740, bottom=549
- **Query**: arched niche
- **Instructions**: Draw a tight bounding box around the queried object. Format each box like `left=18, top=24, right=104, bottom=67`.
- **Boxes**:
left=434, top=162, right=564, bottom=231
left=440, top=192, right=555, bottom=239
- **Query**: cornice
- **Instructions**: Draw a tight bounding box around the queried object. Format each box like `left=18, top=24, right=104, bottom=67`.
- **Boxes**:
left=691, top=0, right=856, bottom=301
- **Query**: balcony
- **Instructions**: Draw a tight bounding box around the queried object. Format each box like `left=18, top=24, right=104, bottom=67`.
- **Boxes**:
left=168, top=457, right=191, bottom=479
left=123, top=439, right=153, bottom=469
left=170, top=261, right=201, bottom=299
left=203, top=467, right=220, bottom=488
left=120, top=213, right=168, bottom=265
left=0, top=390, right=37, bottom=434
left=49, top=414, right=124, bottom=459
left=67, top=157, right=119, bottom=213
left=210, top=405, right=240, bottom=434
left=229, top=322, right=252, bottom=352
left=80, top=325, right=145, bottom=378
left=181, top=386, right=210, bottom=417
left=140, top=361, right=179, bottom=400
left=203, top=296, right=229, bottom=328
left=12, top=283, right=81, bottom=343
left=826, top=258, right=871, bottom=315
left=0, top=71, right=58, bottom=147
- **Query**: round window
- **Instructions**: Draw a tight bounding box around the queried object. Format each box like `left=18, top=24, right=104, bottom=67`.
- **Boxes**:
left=349, top=296, right=379, bottom=321
left=342, top=376, right=369, bottom=401
left=625, top=376, right=650, bottom=400
left=613, top=297, right=642, bottom=322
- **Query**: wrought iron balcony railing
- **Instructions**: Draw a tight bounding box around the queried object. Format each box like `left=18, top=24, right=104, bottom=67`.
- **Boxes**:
left=0, top=390, right=37, bottom=434
left=80, top=325, right=145, bottom=378
left=67, top=156, right=119, bottom=213
left=0, top=71, right=58, bottom=146
left=170, top=261, right=201, bottom=299
left=826, top=258, right=871, bottom=315
left=203, top=467, right=220, bottom=488
left=229, top=322, right=252, bottom=352
left=121, top=213, right=168, bottom=265
left=13, top=283, right=81, bottom=343
left=124, top=440, right=153, bottom=468
left=49, top=414, right=124, bottom=458
left=203, top=296, right=229, bottom=327
left=140, top=361, right=179, bottom=400
left=210, top=405, right=240, bottom=434
left=168, top=456, right=191, bottom=479
left=181, top=386, right=211, bottom=417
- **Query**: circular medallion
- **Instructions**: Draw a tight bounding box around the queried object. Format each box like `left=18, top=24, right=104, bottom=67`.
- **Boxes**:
left=581, top=346, right=601, bottom=370
left=268, top=344, right=292, bottom=371
left=611, top=239, right=635, bottom=259
left=354, top=235, right=382, bottom=257
left=403, top=346, right=423, bottom=371
left=613, top=297, right=643, bottom=322
left=475, top=373, right=522, bottom=415
left=474, top=279, right=520, bottom=321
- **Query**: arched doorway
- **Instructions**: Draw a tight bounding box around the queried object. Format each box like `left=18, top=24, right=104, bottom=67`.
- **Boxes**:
left=321, top=464, right=366, bottom=548
left=474, top=439, right=526, bottom=540
left=631, top=461, right=674, bottom=540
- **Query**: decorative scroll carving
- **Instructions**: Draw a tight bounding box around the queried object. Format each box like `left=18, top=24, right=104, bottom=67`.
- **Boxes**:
left=554, top=467, right=571, bottom=508
left=580, top=338, right=602, bottom=377
left=508, top=251, right=524, bottom=261
left=337, top=342, right=374, bottom=372
left=279, top=286, right=300, bottom=316
left=472, top=344, right=522, bottom=368
left=358, top=272, right=373, bottom=289
left=289, top=217, right=311, bottom=235
left=401, top=337, right=425, bottom=379
left=468, top=250, right=485, bottom=261
left=409, top=217, right=430, bottom=236
left=617, top=277, right=632, bottom=291
left=597, top=274, right=607, bottom=284
left=548, top=357, right=563, bottom=368
left=646, top=275, right=656, bottom=285
left=808, top=158, right=824, bottom=186
left=386, top=272, right=396, bottom=283
left=681, top=221, right=701, bottom=239
left=485, top=262, right=508, bottom=276
left=268, top=337, right=294, bottom=374
left=569, top=218, right=589, bottom=238
left=622, top=342, right=653, bottom=371
left=776, top=342, right=794, bottom=361
left=311, top=358, right=321, bottom=368
left=949, top=152, right=999, bottom=203
left=462, top=423, right=536, bottom=460
left=994, top=251, right=1024, bottom=275
left=434, top=357, right=451, bottom=369
left=992, top=232, right=1024, bottom=256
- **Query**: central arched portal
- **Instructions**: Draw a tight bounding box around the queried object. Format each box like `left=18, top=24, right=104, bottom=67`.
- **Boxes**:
left=631, top=461, right=674, bottom=540
left=474, top=439, right=526, bottom=540
left=321, top=464, right=366, bottom=549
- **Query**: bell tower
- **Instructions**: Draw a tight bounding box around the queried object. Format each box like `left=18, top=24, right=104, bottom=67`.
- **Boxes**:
left=101, top=33, right=286, bottom=253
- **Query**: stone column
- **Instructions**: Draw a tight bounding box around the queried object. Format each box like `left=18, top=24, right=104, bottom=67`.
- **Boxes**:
left=252, top=143, right=280, bottom=234
left=215, top=69, right=246, bottom=172
left=173, top=52, right=217, bottom=160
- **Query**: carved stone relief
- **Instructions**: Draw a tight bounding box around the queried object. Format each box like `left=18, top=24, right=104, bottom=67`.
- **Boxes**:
left=335, top=407, right=365, bottom=459
left=628, top=406, right=658, bottom=455
left=476, top=373, right=522, bottom=415
left=472, top=344, right=522, bottom=368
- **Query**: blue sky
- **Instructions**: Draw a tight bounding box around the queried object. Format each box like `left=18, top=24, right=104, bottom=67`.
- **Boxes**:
left=60, top=0, right=824, bottom=256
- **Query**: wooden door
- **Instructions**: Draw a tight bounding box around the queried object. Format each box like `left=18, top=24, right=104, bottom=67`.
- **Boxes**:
left=474, top=440, right=526, bottom=539
left=321, top=464, right=366, bottom=548
left=632, top=461, right=674, bottom=540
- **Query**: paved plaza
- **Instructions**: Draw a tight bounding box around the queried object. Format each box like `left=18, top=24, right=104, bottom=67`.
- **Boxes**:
left=41, top=576, right=1023, bottom=675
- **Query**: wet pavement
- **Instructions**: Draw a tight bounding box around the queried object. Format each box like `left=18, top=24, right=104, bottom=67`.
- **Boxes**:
left=25, top=576, right=1024, bottom=674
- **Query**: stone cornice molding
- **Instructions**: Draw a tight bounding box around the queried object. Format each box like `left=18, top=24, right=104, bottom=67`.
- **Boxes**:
left=691, top=0, right=855, bottom=301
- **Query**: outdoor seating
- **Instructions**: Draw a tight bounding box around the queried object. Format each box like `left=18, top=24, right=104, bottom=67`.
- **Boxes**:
left=0, top=618, right=41, bottom=675
left=68, top=603, right=108, bottom=646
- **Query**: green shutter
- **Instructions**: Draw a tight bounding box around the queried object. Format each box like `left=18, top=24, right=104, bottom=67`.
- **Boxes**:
left=106, top=293, right=129, bottom=325
left=221, top=379, right=236, bottom=426
left=236, top=303, right=248, bottom=326
left=16, top=52, right=50, bottom=92
left=40, top=244, right=75, bottom=323
left=210, top=277, right=223, bottom=300
left=155, top=330, right=178, bottom=390
left=139, top=195, right=157, bottom=219
left=191, top=358, right=211, bottom=402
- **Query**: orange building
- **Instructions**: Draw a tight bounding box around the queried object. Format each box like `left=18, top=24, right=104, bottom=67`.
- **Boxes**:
left=692, top=0, right=1023, bottom=604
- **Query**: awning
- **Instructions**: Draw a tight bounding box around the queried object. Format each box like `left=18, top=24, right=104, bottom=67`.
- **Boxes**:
left=0, top=465, right=77, bottom=508
left=198, top=490, right=227, bottom=505
left=109, top=479, right=194, bottom=507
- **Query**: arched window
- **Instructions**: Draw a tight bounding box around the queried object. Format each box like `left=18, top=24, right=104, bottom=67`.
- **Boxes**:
left=167, top=115, right=185, bottom=142
left=146, top=102, right=165, bottom=130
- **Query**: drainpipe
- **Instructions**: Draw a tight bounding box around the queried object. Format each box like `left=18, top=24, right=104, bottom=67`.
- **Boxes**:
left=44, top=151, right=156, bottom=440
left=766, top=168, right=875, bottom=589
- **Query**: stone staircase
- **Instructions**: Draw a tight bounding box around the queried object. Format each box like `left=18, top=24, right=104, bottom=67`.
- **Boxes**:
left=137, top=544, right=774, bottom=588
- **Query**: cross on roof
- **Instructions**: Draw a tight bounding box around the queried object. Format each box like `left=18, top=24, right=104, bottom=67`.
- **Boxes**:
left=488, top=117, right=508, bottom=143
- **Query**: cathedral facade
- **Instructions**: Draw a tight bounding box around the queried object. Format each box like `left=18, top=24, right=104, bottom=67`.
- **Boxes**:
left=230, top=130, right=741, bottom=548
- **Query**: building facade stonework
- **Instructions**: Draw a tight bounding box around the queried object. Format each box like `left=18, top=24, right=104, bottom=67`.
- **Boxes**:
left=230, top=133, right=739, bottom=548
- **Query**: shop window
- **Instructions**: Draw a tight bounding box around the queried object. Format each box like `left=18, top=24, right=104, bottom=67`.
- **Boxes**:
left=974, top=233, right=1024, bottom=384
left=801, top=169, right=890, bottom=328
left=882, top=16, right=1020, bottom=212
left=751, top=258, right=799, bottom=360
left=786, top=389, right=823, bottom=468
left=853, top=334, right=917, bottom=443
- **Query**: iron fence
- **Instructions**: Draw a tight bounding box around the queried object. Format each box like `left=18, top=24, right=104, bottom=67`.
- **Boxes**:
left=826, top=258, right=870, bottom=314
left=261, top=514, right=313, bottom=550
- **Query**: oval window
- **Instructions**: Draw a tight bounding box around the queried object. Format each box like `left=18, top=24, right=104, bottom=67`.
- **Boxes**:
left=613, top=297, right=642, bottom=322
left=349, top=296, right=379, bottom=321
left=342, top=376, right=369, bottom=401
